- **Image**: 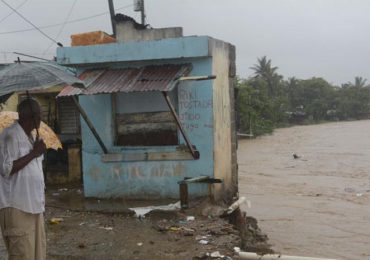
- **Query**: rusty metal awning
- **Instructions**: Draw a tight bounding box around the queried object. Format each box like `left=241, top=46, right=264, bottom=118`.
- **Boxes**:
left=58, top=64, right=191, bottom=97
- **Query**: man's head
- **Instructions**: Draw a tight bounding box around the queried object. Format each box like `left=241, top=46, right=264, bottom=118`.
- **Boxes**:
left=17, top=98, right=41, bottom=134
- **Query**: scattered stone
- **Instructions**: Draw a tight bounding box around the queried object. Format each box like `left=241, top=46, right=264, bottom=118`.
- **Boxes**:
left=199, top=239, right=209, bottom=245
left=181, top=227, right=195, bottom=236
left=153, top=219, right=170, bottom=232
left=201, top=204, right=227, bottom=218
left=194, top=252, right=210, bottom=259
left=99, top=225, right=113, bottom=231
left=195, top=235, right=208, bottom=241
left=187, top=216, right=195, bottom=221
left=210, top=251, right=224, bottom=258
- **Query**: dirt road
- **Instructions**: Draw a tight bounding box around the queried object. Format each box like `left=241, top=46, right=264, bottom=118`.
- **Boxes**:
left=238, top=120, right=370, bottom=260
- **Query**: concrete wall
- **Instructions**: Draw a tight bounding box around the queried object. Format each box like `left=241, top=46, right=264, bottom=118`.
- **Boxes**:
left=57, top=36, right=210, bottom=66
left=116, top=22, right=182, bottom=42
left=210, top=39, right=238, bottom=202
left=57, top=36, right=237, bottom=200
left=78, top=58, right=214, bottom=199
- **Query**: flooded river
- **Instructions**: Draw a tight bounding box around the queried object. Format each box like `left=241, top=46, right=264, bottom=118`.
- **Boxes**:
left=238, top=120, right=370, bottom=260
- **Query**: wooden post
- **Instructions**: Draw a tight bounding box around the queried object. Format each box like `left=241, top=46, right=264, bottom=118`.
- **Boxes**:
left=162, top=91, right=199, bottom=159
left=179, top=182, right=189, bottom=209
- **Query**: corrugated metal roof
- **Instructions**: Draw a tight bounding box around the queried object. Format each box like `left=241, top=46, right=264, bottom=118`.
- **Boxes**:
left=58, top=64, right=191, bottom=97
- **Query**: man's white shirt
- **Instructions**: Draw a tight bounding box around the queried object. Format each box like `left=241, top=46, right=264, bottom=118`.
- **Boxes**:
left=0, top=122, right=45, bottom=214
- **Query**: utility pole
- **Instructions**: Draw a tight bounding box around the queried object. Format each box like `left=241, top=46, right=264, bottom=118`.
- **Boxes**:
left=134, top=0, right=146, bottom=25
left=108, top=0, right=116, bottom=36
left=140, top=0, right=146, bottom=25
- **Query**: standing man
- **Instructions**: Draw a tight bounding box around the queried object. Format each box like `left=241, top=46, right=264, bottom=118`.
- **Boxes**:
left=0, top=99, right=47, bottom=260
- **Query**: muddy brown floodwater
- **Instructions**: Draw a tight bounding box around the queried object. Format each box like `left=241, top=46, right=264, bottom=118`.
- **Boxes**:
left=238, top=120, right=370, bottom=260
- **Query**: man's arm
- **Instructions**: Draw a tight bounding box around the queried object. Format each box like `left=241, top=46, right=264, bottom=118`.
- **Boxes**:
left=10, top=139, right=46, bottom=175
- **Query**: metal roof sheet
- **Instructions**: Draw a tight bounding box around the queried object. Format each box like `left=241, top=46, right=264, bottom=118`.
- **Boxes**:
left=58, top=64, right=191, bottom=97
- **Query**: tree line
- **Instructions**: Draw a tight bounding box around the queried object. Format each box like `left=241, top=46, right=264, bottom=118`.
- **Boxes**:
left=236, top=56, right=370, bottom=137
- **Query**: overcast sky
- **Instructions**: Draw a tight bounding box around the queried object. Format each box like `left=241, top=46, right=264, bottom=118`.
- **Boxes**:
left=1, top=0, right=369, bottom=85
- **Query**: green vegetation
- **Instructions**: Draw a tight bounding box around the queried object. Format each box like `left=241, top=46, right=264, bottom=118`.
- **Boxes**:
left=236, top=56, right=370, bottom=137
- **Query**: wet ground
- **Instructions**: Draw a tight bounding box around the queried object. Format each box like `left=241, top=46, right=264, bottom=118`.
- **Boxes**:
left=238, top=120, right=370, bottom=260
left=0, top=186, right=252, bottom=259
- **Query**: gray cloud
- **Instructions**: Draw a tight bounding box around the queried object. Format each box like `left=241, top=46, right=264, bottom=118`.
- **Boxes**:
left=1, top=0, right=369, bottom=84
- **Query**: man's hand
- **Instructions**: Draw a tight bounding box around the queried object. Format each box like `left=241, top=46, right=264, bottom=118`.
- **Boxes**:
left=31, top=139, right=46, bottom=158
left=10, top=139, right=46, bottom=176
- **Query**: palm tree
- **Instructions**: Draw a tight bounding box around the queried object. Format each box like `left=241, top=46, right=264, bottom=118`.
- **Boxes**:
left=286, top=77, right=299, bottom=108
left=250, top=56, right=278, bottom=79
left=354, top=76, right=367, bottom=88
left=344, top=76, right=368, bottom=88
left=250, top=56, right=281, bottom=96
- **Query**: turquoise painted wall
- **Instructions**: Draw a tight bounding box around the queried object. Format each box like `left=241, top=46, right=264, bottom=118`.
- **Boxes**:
left=58, top=36, right=218, bottom=199
left=57, top=36, right=210, bottom=65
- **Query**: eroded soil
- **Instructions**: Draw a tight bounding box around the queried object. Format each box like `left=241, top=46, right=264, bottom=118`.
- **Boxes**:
left=47, top=189, right=239, bottom=260
left=0, top=186, right=271, bottom=259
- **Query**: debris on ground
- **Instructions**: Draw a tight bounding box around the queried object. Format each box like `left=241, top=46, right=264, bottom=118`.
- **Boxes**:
left=129, top=201, right=181, bottom=218
left=0, top=186, right=273, bottom=259
left=49, top=217, right=64, bottom=225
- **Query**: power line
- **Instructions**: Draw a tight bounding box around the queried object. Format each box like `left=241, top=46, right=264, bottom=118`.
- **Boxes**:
left=55, top=0, right=78, bottom=39
left=0, top=0, right=62, bottom=46
left=1, top=51, right=53, bottom=55
left=43, top=0, right=78, bottom=53
left=1, top=51, right=54, bottom=64
left=14, top=52, right=52, bottom=61
left=0, top=4, right=133, bottom=35
left=0, top=0, right=28, bottom=24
